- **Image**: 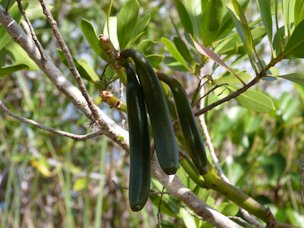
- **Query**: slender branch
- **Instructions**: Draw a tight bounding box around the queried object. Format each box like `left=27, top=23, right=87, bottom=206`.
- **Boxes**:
left=0, top=7, right=242, bottom=227
left=38, top=0, right=102, bottom=129
left=151, top=159, right=242, bottom=228
left=194, top=76, right=260, bottom=116
left=16, top=0, right=45, bottom=63
left=0, top=4, right=129, bottom=151
left=0, top=100, right=103, bottom=141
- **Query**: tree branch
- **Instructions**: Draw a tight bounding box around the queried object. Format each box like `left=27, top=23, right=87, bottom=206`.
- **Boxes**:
left=0, top=6, right=243, bottom=227
left=0, top=100, right=103, bottom=141
left=0, top=5, right=129, bottom=151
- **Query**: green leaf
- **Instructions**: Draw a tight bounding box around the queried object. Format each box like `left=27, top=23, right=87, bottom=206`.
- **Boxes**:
left=199, top=0, right=225, bottom=45
left=256, top=0, right=272, bottom=42
left=294, top=0, right=304, bottom=26
left=214, top=70, right=253, bottom=86
left=284, top=20, right=304, bottom=58
left=179, top=208, right=197, bottom=228
left=58, top=50, right=103, bottom=89
left=172, top=0, right=194, bottom=35
left=283, top=0, right=296, bottom=36
left=146, top=54, right=164, bottom=68
left=81, top=19, right=107, bottom=60
left=117, top=0, right=139, bottom=50
left=128, top=14, right=151, bottom=47
left=230, top=87, right=276, bottom=112
left=215, top=27, right=266, bottom=55
left=161, top=37, right=191, bottom=71
left=6, top=42, right=39, bottom=70
left=173, top=36, right=193, bottom=64
left=0, top=64, right=29, bottom=78
left=228, top=0, right=254, bottom=59
left=279, top=72, right=304, bottom=85
left=0, top=2, right=25, bottom=50
left=103, top=16, right=119, bottom=50
left=136, top=39, right=157, bottom=54
left=219, top=203, right=239, bottom=216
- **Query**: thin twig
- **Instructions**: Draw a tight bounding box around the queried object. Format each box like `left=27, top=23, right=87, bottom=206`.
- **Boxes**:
left=198, top=81, right=264, bottom=228
left=38, top=0, right=101, bottom=127
left=192, top=83, right=228, bottom=108
left=0, top=100, right=103, bottom=141
left=16, top=0, right=46, bottom=63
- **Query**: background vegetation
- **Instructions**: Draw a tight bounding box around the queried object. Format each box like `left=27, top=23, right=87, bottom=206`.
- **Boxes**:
left=0, top=0, right=303, bottom=227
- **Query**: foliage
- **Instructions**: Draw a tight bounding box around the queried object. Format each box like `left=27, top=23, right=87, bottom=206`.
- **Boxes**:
left=0, top=0, right=304, bottom=227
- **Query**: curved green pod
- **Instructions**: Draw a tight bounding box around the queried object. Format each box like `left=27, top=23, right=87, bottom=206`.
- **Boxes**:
left=120, top=49, right=179, bottom=175
left=124, top=63, right=150, bottom=211
left=157, top=72, right=208, bottom=175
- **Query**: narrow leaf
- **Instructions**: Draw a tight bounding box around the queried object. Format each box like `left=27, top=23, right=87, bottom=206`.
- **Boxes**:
left=128, top=14, right=151, bottom=47
left=284, top=19, right=304, bottom=58
left=81, top=19, right=107, bottom=60
left=172, top=0, right=194, bottom=35
left=6, top=42, right=38, bottom=70
left=230, top=87, right=276, bottom=112
left=173, top=36, right=193, bottom=64
left=228, top=0, right=254, bottom=59
left=256, top=0, right=272, bottom=41
left=279, top=72, right=304, bottom=85
left=161, top=37, right=190, bottom=71
left=0, top=64, right=29, bottom=78
left=117, top=0, right=139, bottom=50
left=294, top=0, right=304, bottom=26
left=191, top=36, right=245, bottom=84
left=146, top=54, right=164, bottom=68
left=103, top=16, right=119, bottom=50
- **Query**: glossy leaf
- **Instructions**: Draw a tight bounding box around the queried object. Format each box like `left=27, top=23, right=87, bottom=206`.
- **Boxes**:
left=256, top=0, right=272, bottom=42
left=161, top=37, right=190, bottom=70
left=117, top=0, right=139, bottom=50
left=214, top=71, right=253, bottom=86
left=81, top=19, right=107, bottom=60
left=146, top=54, right=164, bottom=68
left=294, top=0, right=304, bottom=26
left=0, top=64, right=29, bottom=78
left=284, top=20, right=304, bottom=58
left=215, top=27, right=266, bottom=55
left=172, top=0, right=194, bottom=35
left=230, top=87, right=276, bottom=112
left=128, top=14, right=151, bottom=46
left=199, top=0, right=225, bottom=45
left=103, top=16, right=119, bottom=50
left=228, top=0, right=254, bottom=59
left=279, top=72, right=304, bottom=85
left=173, top=36, right=193, bottom=64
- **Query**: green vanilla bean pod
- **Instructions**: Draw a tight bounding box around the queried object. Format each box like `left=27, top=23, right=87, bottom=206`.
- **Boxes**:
left=157, top=72, right=208, bottom=175
left=120, top=49, right=179, bottom=175
left=124, top=63, right=151, bottom=211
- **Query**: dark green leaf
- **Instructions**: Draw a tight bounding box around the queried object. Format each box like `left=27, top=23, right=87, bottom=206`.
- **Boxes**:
left=284, top=20, right=304, bottom=58
left=199, top=0, right=225, bottom=45
left=0, top=64, right=29, bottom=78
left=172, top=0, right=194, bottom=35
left=161, top=37, right=190, bottom=71
left=80, top=19, right=107, bottom=60
left=117, top=0, right=139, bottom=50
left=128, top=14, right=151, bottom=47
left=173, top=36, right=193, bottom=64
